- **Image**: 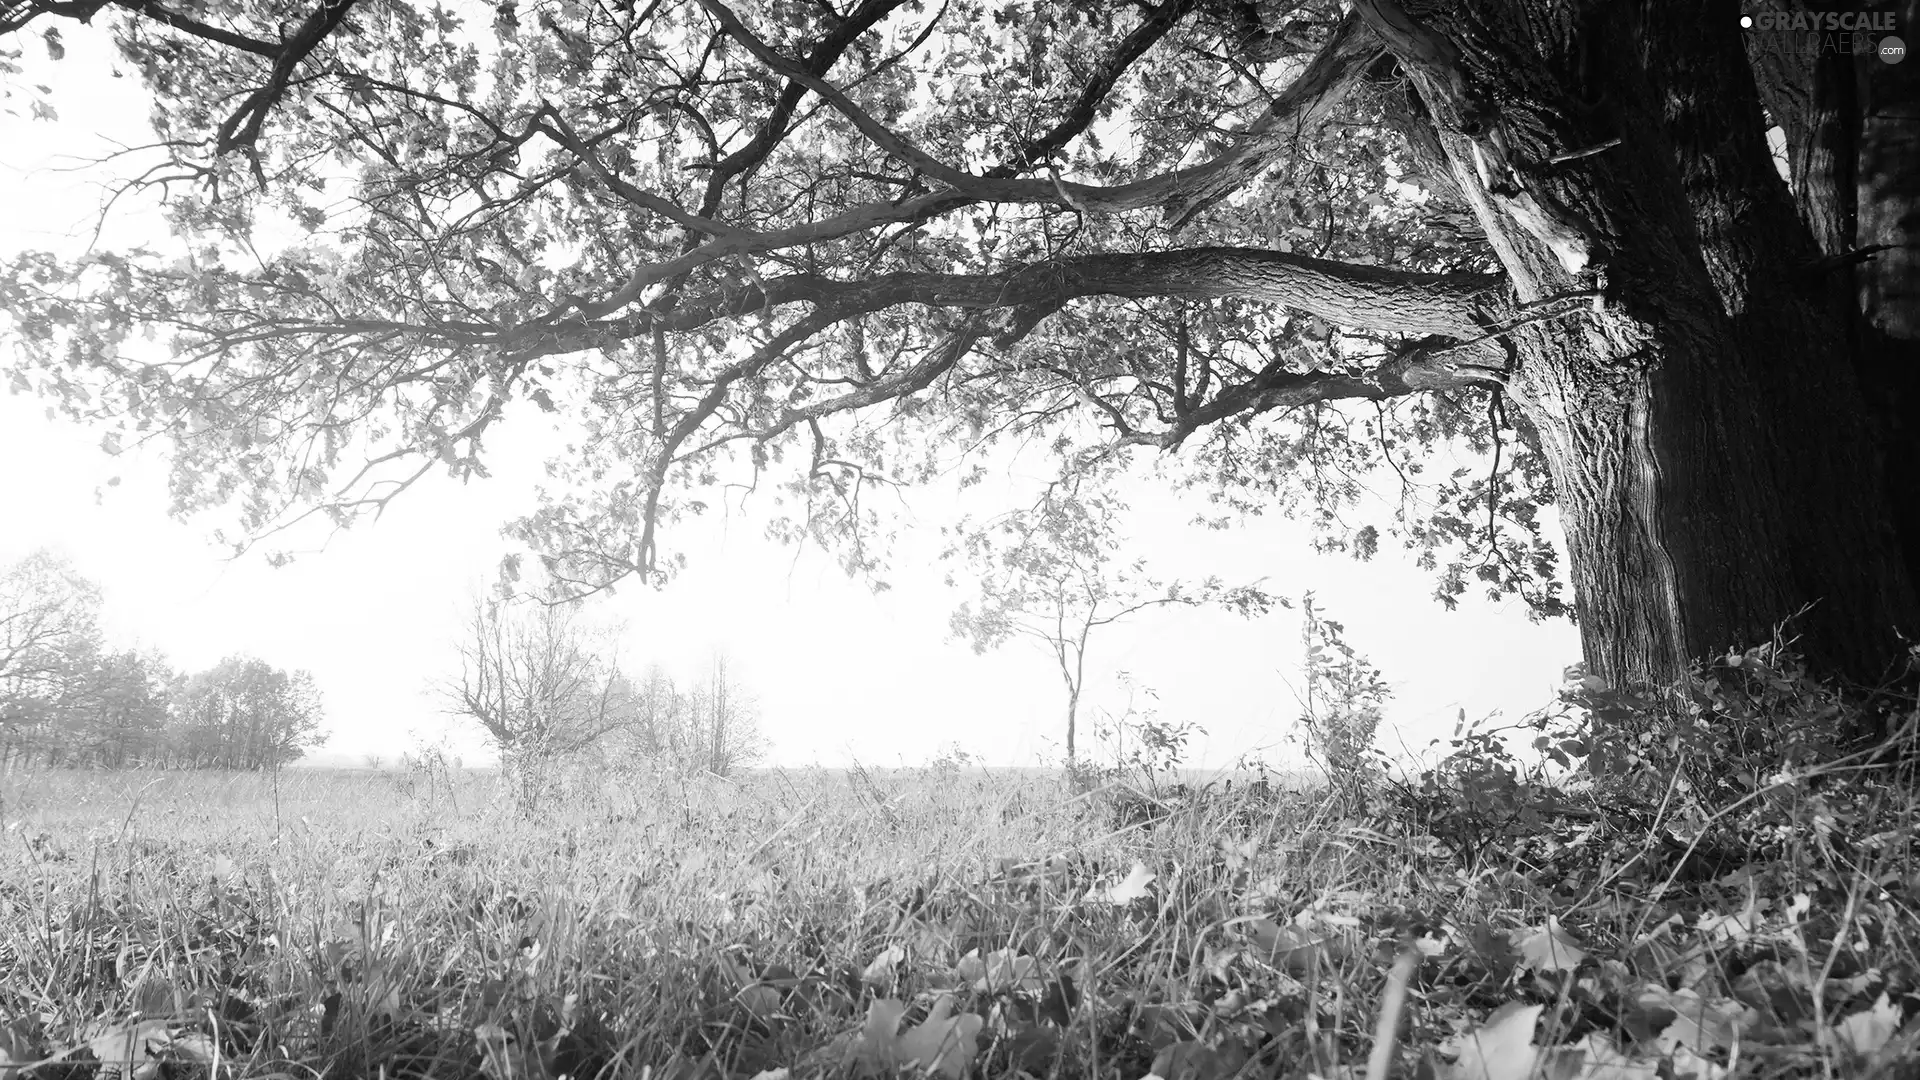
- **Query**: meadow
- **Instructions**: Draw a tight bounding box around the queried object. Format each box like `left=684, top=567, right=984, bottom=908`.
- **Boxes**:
left=2, top=696, right=1919, bottom=1080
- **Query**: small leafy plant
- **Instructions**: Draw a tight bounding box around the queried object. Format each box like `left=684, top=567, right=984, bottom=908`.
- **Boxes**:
left=1295, top=592, right=1389, bottom=795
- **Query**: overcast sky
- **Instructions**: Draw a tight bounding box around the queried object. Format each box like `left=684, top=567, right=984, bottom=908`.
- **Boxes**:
left=0, top=25, right=1582, bottom=771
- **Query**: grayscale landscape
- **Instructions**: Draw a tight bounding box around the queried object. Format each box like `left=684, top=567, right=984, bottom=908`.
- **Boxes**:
left=1, top=1, right=1916, bottom=1078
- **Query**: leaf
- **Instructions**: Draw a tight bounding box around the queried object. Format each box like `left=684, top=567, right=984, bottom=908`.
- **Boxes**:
left=736, top=982, right=781, bottom=1023
left=955, top=948, right=1044, bottom=994
left=1511, top=918, right=1586, bottom=974
left=476, top=1023, right=546, bottom=1080
left=1640, top=988, right=1748, bottom=1054
left=1244, top=918, right=1329, bottom=975
left=0, top=1015, right=40, bottom=1080
left=862, top=944, right=906, bottom=991
left=1539, top=1034, right=1659, bottom=1080
left=892, top=995, right=984, bottom=1080
left=840, top=996, right=983, bottom=1079
left=156, top=1032, right=216, bottom=1065
left=85, top=1020, right=174, bottom=1080
left=1446, top=1002, right=1541, bottom=1080
left=1833, top=993, right=1901, bottom=1057
left=1091, top=861, right=1155, bottom=905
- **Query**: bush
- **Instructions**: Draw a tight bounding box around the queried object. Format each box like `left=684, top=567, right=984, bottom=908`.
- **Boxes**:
left=1295, top=593, right=1388, bottom=794
left=1386, top=629, right=1920, bottom=879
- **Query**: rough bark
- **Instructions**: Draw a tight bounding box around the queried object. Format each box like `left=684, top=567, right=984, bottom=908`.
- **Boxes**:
left=1855, top=0, right=1920, bottom=615
left=1744, top=0, right=1920, bottom=625
left=596, top=248, right=1506, bottom=341
left=1356, top=0, right=1918, bottom=689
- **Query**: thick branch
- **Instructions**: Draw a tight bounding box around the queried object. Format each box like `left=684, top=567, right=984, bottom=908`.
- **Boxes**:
left=1114, top=338, right=1507, bottom=449
left=1166, top=11, right=1384, bottom=229
left=694, top=0, right=910, bottom=220
left=637, top=247, right=1503, bottom=340
left=0, top=0, right=277, bottom=51
left=215, top=0, right=361, bottom=160
left=992, top=0, right=1199, bottom=176
left=571, top=10, right=1381, bottom=318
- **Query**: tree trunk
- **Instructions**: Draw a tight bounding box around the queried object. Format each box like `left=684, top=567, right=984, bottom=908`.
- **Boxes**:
left=1851, top=0, right=1920, bottom=610
left=1358, top=0, right=1918, bottom=690
left=1064, top=689, right=1078, bottom=766
left=1747, top=0, right=1920, bottom=615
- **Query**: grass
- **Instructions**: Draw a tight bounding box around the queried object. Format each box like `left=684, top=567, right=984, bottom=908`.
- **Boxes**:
left=2, top=690, right=1919, bottom=1080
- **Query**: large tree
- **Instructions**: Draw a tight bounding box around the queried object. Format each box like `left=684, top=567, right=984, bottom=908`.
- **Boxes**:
left=1, top=0, right=1914, bottom=692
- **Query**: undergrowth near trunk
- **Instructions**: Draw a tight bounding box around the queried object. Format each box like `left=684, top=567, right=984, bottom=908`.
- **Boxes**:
left=1, top=650, right=1916, bottom=1080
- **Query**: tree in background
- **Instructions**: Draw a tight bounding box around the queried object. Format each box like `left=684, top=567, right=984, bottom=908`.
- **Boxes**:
left=446, top=589, right=632, bottom=793
left=947, top=490, right=1272, bottom=763
left=0, top=550, right=106, bottom=765
left=610, top=664, right=686, bottom=762
left=607, top=658, right=766, bottom=776
left=64, top=648, right=175, bottom=767
left=684, top=652, right=766, bottom=776
left=0, top=552, right=325, bottom=768
left=3, top=0, right=1915, bottom=705
left=168, top=655, right=328, bottom=769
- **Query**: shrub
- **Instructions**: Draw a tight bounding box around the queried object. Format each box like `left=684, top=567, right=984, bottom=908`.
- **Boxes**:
left=1295, top=593, right=1388, bottom=794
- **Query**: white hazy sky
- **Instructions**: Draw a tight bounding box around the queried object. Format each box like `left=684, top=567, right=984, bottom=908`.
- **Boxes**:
left=0, top=24, right=1582, bottom=770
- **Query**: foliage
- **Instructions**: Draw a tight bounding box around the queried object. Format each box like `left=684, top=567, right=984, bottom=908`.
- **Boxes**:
left=168, top=654, right=329, bottom=769
left=1387, top=707, right=1580, bottom=870
left=0, top=0, right=1562, bottom=626
left=924, top=742, right=980, bottom=775
left=1389, top=630, right=1920, bottom=891
left=0, top=550, right=325, bottom=768
left=0, top=548, right=100, bottom=690
left=1293, top=591, right=1388, bottom=789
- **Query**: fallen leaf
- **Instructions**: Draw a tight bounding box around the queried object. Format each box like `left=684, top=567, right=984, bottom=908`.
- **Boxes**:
left=1539, top=1033, right=1658, bottom=1080
left=1093, top=861, right=1156, bottom=905
left=955, top=948, right=1046, bottom=994
left=1512, top=918, right=1586, bottom=974
left=1244, top=918, right=1329, bottom=974
left=1833, top=993, right=1901, bottom=1057
left=736, top=983, right=782, bottom=1023
left=1446, top=1002, right=1541, bottom=1080
left=476, top=1023, right=548, bottom=1080
left=156, top=1032, right=216, bottom=1065
left=1641, top=988, right=1749, bottom=1054
left=862, top=944, right=906, bottom=991
left=1666, top=1044, right=1727, bottom=1080
left=891, top=995, right=985, bottom=1080
left=1730, top=960, right=1811, bottom=1025
left=87, top=1019, right=172, bottom=1080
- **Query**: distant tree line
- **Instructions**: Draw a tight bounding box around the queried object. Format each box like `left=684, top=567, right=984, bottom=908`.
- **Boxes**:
left=0, top=551, right=326, bottom=769
left=447, top=588, right=765, bottom=786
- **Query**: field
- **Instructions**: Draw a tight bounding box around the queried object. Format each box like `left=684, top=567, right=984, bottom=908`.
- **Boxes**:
left=2, top=747, right=1918, bottom=1080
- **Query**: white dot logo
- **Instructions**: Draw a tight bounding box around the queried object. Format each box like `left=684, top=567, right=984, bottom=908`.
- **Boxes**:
left=1740, top=14, right=1753, bottom=28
